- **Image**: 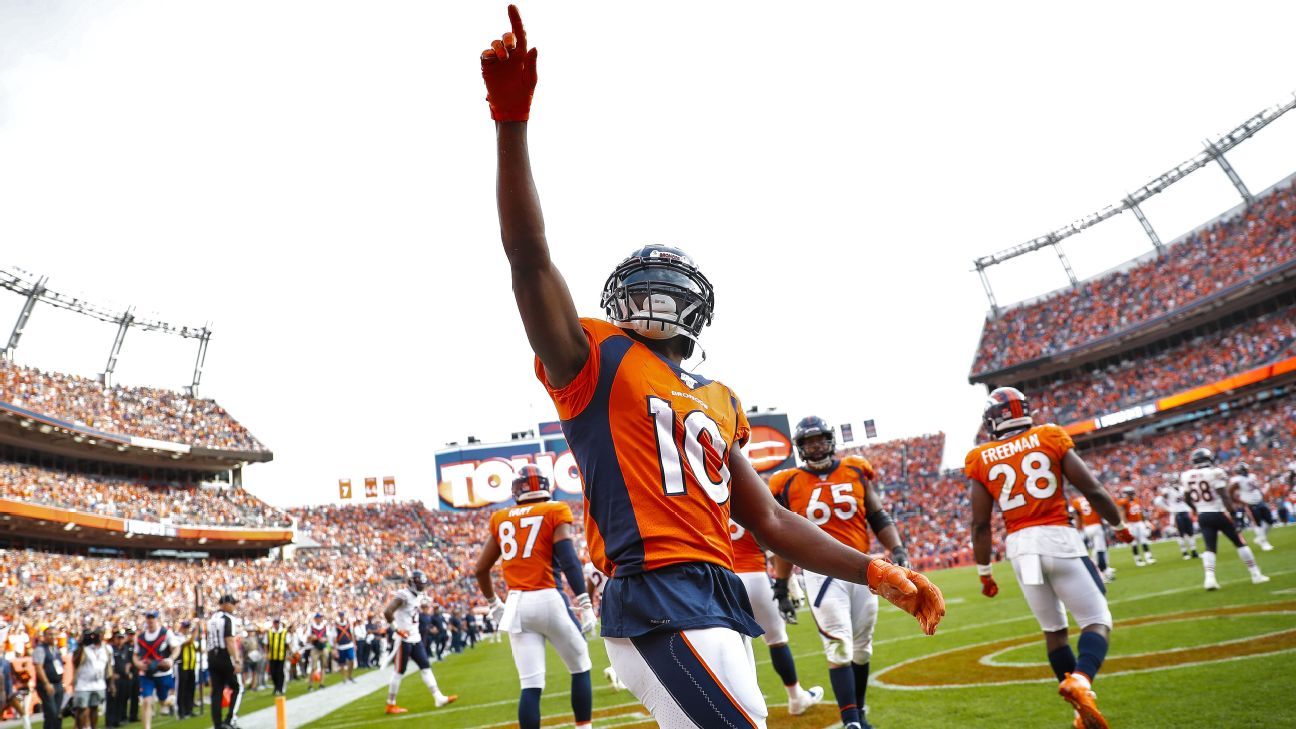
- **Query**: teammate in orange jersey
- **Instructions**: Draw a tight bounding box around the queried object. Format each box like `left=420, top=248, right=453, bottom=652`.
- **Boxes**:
left=1116, top=486, right=1156, bottom=566
left=1070, top=494, right=1114, bottom=582
left=770, top=416, right=912, bottom=729
left=475, top=466, right=595, bottom=729
left=479, top=8, right=943, bottom=727
left=727, top=519, right=824, bottom=716
left=966, top=388, right=1133, bottom=729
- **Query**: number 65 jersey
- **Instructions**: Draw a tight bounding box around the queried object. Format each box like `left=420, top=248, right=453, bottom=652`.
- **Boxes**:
left=964, top=423, right=1086, bottom=558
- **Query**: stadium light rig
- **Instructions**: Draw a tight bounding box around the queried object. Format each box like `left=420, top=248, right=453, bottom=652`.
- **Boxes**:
left=0, top=266, right=214, bottom=393
left=972, top=90, right=1296, bottom=316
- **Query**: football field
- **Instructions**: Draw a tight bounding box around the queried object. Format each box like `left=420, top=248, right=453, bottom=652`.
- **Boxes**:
left=304, top=528, right=1296, bottom=729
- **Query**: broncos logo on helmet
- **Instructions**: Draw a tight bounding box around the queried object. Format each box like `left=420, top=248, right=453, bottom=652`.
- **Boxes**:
left=1191, top=448, right=1215, bottom=467
left=793, top=415, right=835, bottom=470
left=983, top=386, right=1032, bottom=436
left=408, top=569, right=430, bottom=594
left=512, top=464, right=553, bottom=503
left=600, top=244, right=715, bottom=359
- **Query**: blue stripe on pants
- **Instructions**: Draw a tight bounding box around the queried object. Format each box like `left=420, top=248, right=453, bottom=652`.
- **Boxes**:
left=630, top=631, right=757, bottom=729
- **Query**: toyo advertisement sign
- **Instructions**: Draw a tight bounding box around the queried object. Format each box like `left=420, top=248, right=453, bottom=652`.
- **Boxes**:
left=434, top=413, right=795, bottom=510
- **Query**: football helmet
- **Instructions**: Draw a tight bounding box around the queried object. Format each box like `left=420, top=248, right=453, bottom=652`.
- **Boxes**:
left=793, top=415, right=835, bottom=470
left=1121, top=485, right=1136, bottom=498
left=1191, top=448, right=1215, bottom=467
left=983, top=387, right=1032, bottom=435
left=408, top=570, right=430, bottom=594
left=601, top=244, right=714, bottom=358
left=1233, top=462, right=1249, bottom=475
left=512, top=464, right=553, bottom=503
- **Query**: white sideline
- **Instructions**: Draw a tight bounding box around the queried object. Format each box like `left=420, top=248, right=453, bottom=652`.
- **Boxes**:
left=233, top=669, right=391, bottom=729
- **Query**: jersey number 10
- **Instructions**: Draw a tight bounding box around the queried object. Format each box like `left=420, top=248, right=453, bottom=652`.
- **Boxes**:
left=990, top=451, right=1059, bottom=511
left=648, top=396, right=731, bottom=503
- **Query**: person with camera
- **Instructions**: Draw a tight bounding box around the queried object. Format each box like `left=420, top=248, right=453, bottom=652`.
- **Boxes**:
left=72, top=627, right=113, bottom=729
left=32, top=626, right=64, bottom=729
left=206, top=595, right=242, bottom=729
left=132, top=611, right=181, bottom=729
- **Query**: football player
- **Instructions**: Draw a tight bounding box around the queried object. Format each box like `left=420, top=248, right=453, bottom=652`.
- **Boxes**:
left=475, top=466, right=596, bottom=729
left=1154, top=474, right=1198, bottom=559
left=1229, top=463, right=1275, bottom=551
left=770, top=416, right=910, bottom=729
left=1179, top=449, right=1269, bottom=590
left=480, top=8, right=944, bottom=727
left=729, top=518, right=824, bottom=716
left=381, top=571, right=456, bottom=714
left=1115, top=486, right=1155, bottom=566
left=966, top=388, right=1133, bottom=729
left=304, top=613, right=329, bottom=691
left=1069, top=493, right=1114, bottom=582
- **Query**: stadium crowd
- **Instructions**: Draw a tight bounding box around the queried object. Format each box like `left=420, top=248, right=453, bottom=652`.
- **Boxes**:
left=0, top=461, right=291, bottom=528
left=972, top=181, right=1296, bottom=374
left=1031, top=301, right=1296, bottom=425
left=840, top=432, right=945, bottom=485
left=0, top=360, right=265, bottom=452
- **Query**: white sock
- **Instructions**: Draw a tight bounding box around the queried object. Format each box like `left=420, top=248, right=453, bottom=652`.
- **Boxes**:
left=388, top=671, right=402, bottom=704
left=784, top=682, right=801, bottom=699
left=420, top=667, right=440, bottom=695
left=1256, top=524, right=1269, bottom=543
left=1238, top=546, right=1259, bottom=571
left=1202, top=551, right=1217, bottom=575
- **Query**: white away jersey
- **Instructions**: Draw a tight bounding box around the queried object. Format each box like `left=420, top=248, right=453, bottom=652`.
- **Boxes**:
left=1156, top=484, right=1191, bottom=514
left=1180, top=467, right=1228, bottom=513
left=1230, top=474, right=1265, bottom=505
left=391, top=587, right=422, bottom=640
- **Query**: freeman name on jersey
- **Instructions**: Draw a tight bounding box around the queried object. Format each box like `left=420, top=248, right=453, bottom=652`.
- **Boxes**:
left=978, top=432, right=1042, bottom=465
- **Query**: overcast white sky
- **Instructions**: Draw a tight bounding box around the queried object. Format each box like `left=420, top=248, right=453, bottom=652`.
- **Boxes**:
left=1, top=1, right=1294, bottom=508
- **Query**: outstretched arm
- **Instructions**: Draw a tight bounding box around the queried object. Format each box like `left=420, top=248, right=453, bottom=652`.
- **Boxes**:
left=482, top=6, right=588, bottom=387
left=729, top=446, right=944, bottom=634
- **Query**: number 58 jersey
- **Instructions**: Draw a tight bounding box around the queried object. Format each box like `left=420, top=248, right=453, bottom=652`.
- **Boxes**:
left=964, top=423, right=1075, bottom=534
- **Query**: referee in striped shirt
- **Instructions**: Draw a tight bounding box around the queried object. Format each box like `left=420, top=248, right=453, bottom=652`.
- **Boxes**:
left=207, top=595, right=243, bottom=729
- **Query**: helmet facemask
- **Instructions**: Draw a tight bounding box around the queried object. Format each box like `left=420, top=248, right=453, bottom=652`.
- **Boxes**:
left=602, top=248, right=714, bottom=361
left=797, top=433, right=835, bottom=471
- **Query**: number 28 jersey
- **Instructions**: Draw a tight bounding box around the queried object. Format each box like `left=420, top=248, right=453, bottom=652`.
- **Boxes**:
left=488, top=500, right=574, bottom=592
left=769, top=455, right=876, bottom=553
left=964, top=423, right=1073, bottom=534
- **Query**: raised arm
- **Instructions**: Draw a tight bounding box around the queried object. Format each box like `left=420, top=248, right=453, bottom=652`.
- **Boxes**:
left=481, top=6, right=588, bottom=387
left=729, top=446, right=944, bottom=634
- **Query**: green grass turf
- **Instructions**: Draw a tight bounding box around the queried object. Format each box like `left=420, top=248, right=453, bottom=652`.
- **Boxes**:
left=302, top=526, right=1296, bottom=728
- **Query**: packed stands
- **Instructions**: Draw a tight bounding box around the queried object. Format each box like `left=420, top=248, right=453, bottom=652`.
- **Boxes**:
left=0, top=359, right=266, bottom=451
left=1032, top=300, right=1296, bottom=426
left=0, top=460, right=291, bottom=527
left=971, top=180, right=1296, bottom=375
left=840, top=432, right=945, bottom=485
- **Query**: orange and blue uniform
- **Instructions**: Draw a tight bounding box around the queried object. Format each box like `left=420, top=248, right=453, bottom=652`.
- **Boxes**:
left=728, top=520, right=769, bottom=574
left=768, top=455, right=876, bottom=553
left=536, top=317, right=759, bottom=638
left=1071, top=497, right=1102, bottom=528
left=1115, top=497, right=1143, bottom=523
left=964, top=424, right=1075, bottom=534
left=488, top=500, right=574, bottom=591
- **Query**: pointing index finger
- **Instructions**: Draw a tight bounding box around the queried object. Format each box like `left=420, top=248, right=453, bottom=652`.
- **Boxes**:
left=507, top=5, right=527, bottom=52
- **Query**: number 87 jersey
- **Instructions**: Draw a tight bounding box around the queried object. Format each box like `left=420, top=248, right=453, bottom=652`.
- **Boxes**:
left=964, top=423, right=1073, bottom=534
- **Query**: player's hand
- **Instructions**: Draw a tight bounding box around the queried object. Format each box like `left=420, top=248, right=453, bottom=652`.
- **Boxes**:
left=772, top=577, right=798, bottom=624
left=575, top=594, right=597, bottom=636
left=395, top=629, right=410, bottom=640
left=1112, top=523, right=1134, bottom=544
left=866, top=558, right=945, bottom=635
left=480, top=5, right=538, bottom=122
left=488, top=597, right=506, bottom=625
left=889, top=545, right=910, bottom=568
left=980, top=575, right=999, bottom=598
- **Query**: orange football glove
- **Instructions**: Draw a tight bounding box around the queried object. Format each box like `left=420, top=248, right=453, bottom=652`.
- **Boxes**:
left=980, top=575, right=999, bottom=598
left=1112, top=523, right=1135, bottom=544
left=866, top=558, right=946, bottom=635
left=480, top=5, right=538, bottom=122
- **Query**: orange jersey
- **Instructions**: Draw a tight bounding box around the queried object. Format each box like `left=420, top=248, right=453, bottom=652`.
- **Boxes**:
left=769, top=455, right=876, bottom=553
left=964, top=423, right=1074, bottom=534
left=1070, top=497, right=1102, bottom=527
left=1115, top=497, right=1144, bottom=523
left=537, top=318, right=751, bottom=578
left=488, top=499, right=573, bottom=592
left=728, top=519, right=768, bottom=574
